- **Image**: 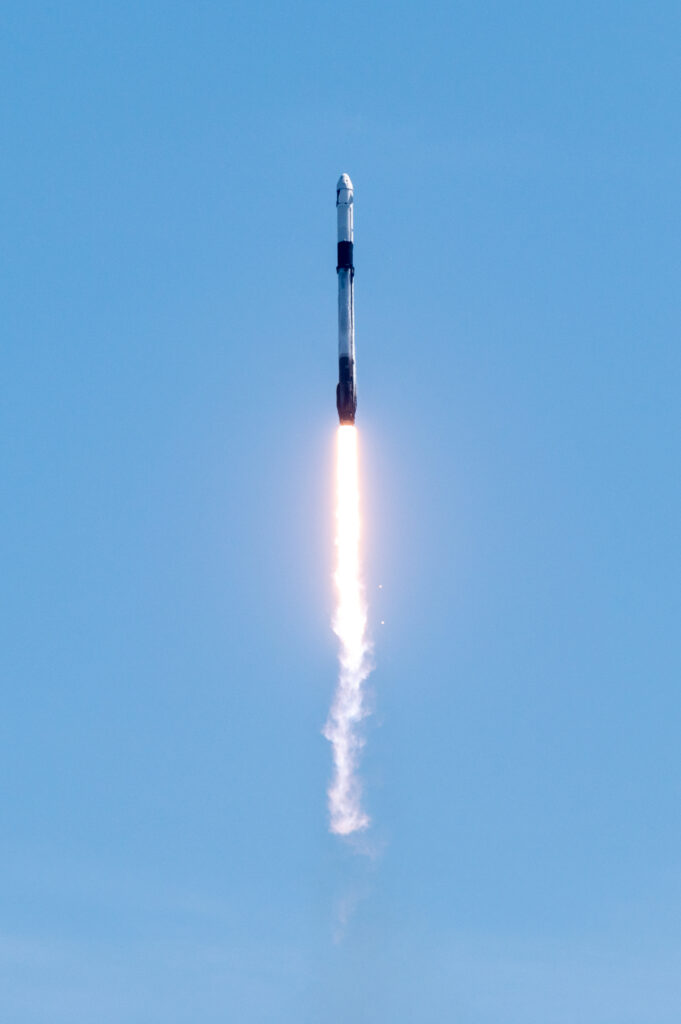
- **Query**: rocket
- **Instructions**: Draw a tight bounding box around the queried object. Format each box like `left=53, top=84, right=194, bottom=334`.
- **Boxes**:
left=336, top=173, right=356, bottom=424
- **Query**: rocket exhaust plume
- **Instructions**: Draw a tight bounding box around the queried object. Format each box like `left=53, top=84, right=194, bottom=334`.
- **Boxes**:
left=324, top=423, right=372, bottom=834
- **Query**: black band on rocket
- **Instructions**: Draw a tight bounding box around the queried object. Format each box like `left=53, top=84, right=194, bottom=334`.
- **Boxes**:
left=338, top=354, right=354, bottom=385
left=337, top=241, right=354, bottom=271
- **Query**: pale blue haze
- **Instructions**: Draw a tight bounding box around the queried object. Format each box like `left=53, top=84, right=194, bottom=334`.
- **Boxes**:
left=2, top=2, right=681, bottom=1021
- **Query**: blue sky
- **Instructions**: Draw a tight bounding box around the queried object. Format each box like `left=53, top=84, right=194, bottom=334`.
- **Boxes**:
left=2, top=2, right=681, bottom=1020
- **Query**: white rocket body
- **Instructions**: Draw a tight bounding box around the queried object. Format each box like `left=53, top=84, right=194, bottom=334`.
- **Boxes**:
left=336, top=174, right=356, bottom=423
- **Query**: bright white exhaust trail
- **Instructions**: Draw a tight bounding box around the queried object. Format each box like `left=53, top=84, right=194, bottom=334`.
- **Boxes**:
left=324, top=424, right=372, bottom=835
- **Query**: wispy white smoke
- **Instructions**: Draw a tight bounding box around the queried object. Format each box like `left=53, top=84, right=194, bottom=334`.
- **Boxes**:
left=324, top=425, right=372, bottom=835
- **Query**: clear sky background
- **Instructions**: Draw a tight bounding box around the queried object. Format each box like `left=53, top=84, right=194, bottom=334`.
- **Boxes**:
left=2, top=2, right=681, bottom=1021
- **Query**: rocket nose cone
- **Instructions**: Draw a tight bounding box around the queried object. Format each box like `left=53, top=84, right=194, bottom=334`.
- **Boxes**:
left=337, top=172, right=353, bottom=192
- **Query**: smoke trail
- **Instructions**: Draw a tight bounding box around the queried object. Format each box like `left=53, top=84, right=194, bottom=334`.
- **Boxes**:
left=324, top=424, right=372, bottom=835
